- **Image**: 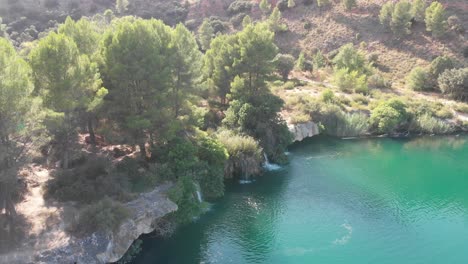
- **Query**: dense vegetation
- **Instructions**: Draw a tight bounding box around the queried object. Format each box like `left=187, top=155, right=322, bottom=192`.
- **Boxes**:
left=0, top=12, right=294, bottom=237
left=0, top=1, right=466, bottom=256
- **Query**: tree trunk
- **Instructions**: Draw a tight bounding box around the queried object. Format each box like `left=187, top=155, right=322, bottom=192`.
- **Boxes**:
left=87, top=115, right=96, bottom=145
left=139, top=142, right=147, bottom=160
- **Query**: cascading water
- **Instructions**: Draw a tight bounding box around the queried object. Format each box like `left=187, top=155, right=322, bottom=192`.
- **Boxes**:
left=194, top=183, right=203, bottom=203
left=263, top=153, right=281, bottom=171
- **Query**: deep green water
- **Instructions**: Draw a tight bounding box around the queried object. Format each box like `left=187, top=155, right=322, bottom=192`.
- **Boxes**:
left=133, top=136, right=468, bottom=264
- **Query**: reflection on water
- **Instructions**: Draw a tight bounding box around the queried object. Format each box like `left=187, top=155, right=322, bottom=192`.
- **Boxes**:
left=133, top=135, right=468, bottom=264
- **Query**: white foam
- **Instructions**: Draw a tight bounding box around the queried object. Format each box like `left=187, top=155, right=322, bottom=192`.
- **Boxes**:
left=333, top=223, right=353, bottom=245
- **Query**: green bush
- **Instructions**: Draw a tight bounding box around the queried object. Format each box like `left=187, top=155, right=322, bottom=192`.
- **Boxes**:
left=216, top=130, right=261, bottom=159
left=368, top=74, right=388, bottom=89
left=320, top=89, right=335, bottom=103
left=46, top=158, right=132, bottom=204
left=370, top=99, right=408, bottom=133
left=425, top=2, right=447, bottom=38
left=168, top=176, right=203, bottom=224
left=343, top=0, right=356, bottom=11
left=351, top=93, right=369, bottom=105
left=227, top=1, right=253, bottom=15
left=73, top=197, right=130, bottom=234
left=415, top=114, right=453, bottom=134
left=333, top=68, right=368, bottom=94
left=438, top=68, right=468, bottom=101
left=309, top=103, right=369, bottom=137
left=276, top=54, right=295, bottom=81
left=407, top=67, right=431, bottom=91
left=332, top=43, right=368, bottom=74
left=196, top=132, right=228, bottom=199
left=429, top=56, right=455, bottom=79
left=435, top=107, right=453, bottom=119
left=390, top=1, right=413, bottom=37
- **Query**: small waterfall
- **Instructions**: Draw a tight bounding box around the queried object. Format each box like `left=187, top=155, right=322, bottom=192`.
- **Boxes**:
left=196, top=190, right=203, bottom=203
left=194, top=183, right=203, bottom=203
left=263, top=153, right=281, bottom=171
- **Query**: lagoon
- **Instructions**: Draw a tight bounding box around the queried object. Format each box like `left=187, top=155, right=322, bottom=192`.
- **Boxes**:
left=133, top=136, right=468, bottom=264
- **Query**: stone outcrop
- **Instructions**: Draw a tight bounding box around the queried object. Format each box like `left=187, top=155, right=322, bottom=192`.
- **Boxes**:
left=35, top=184, right=177, bottom=264
left=288, top=121, right=320, bottom=142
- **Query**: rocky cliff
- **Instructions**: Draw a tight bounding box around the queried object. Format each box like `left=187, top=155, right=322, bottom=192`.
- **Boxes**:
left=288, top=121, right=320, bottom=142
left=34, top=184, right=177, bottom=264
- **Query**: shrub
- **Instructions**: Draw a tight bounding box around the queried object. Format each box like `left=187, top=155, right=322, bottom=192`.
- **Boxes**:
left=168, top=176, right=203, bottom=224
left=429, top=56, right=454, bottom=79
left=448, top=15, right=464, bottom=34
left=407, top=67, right=431, bottom=91
left=276, top=54, right=295, bottom=81
left=415, top=114, right=453, bottom=134
left=333, top=68, right=368, bottom=94
left=368, top=74, right=388, bottom=89
left=277, top=0, right=288, bottom=11
left=283, top=81, right=296, bottom=90
left=464, top=46, right=468, bottom=58
left=367, top=53, right=379, bottom=64
left=290, top=112, right=311, bottom=124
left=332, top=43, right=369, bottom=74
left=309, top=103, right=369, bottom=137
left=351, top=93, right=369, bottom=105
left=370, top=99, right=408, bottom=133
left=313, top=50, right=326, bottom=69
left=74, top=198, right=130, bottom=234
left=438, top=68, right=468, bottom=101
left=425, top=2, right=447, bottom=38
left=455, top=103, right=468, bottom=114
left=303, top=21, right=312, bottom=30
left=216, top=130, right=262, bottom=159
left=320, top=89, right=335, bottom=103
left=46, top=158, right=132, bottom=204
left=343, top=0, right=356, bottom=11
left=227, top=1, right=253, bottom=15
left=435, top=107, right=453, bottom=119
left=195, top=132, right=228, bottom=199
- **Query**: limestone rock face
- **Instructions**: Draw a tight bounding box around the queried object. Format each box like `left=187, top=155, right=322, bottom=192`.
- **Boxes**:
left=35, top=184, right=177, bottom=264
left=288, top=121, right=320, bottom=142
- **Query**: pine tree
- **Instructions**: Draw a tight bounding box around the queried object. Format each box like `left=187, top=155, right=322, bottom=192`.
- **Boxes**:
left=259, top=0, right=271, bottom=15
left=288, top=0, right=296, bottom=8
left=295, top=52, right=306, bottom=71
left=268, top=7, right=286, bottom=32
left=30, top=33, right=106, bottom=168
left=100, top=19, right=175, bottom=157
left=58, top=17, right=100, bottom=56
left=198, top=19, right=214, bottom=51
left=411, top=0, right=426, bottom=22
left=343, top=0, right=356, bottom=11
left=116, top=0, right=129, bottom=14
left=379, top=2, right=395, bottom=27
left=242, top=15, right=252, bottom=28
left=0, top=38, right=34, bottom=219
left=171, top=24, right=203, bottom=117
left=390, top=1, right=413, bottom=37
left=425, top=2, right=447, bottom=38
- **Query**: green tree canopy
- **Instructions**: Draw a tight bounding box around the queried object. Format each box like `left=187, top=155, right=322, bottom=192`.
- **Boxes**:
left=425, top=2, right=447, bottom=38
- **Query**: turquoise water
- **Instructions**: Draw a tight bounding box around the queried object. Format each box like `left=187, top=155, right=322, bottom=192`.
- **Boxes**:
left=133, top=136, right=468, bottom=264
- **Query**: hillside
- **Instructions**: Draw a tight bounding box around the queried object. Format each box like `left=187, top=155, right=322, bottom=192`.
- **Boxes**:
left=1, top=0, right=468, bottom=263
